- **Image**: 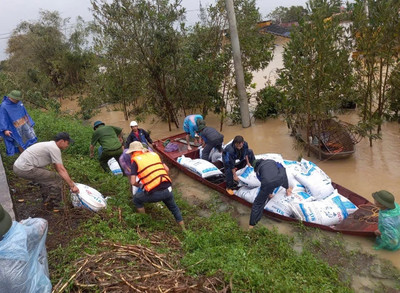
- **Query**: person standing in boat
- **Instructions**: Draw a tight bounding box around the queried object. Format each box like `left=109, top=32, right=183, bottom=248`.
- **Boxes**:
left=196, top=120, right=224, bottom=162
left=125, top=121, right=154, bottom=151
left=183, top=114, right=203, bottom=150
left=223, top=136, right=255, bottom=195
left=372, top=190, right=400, bottom=251
left=127, top=141, right=185, bottom=230
left=249, top=159, right=293, bottom=229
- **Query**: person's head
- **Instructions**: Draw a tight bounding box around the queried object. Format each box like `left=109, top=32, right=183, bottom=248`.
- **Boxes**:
left=126, top=141, right=147, bottom=154
left=372, top=190, right=396, bottom=210
left=54, top=132, right=74, bottom=150
left=0, top=204, right=12, bottom=240
left=130, top=121, right=139, bottom=131
left=93, top=120, right=105, bottom=130
left=233, top=135, right=244, bottom=150
left=7, top=90, right=22, bottom=103
left=196, top=119, right=206, bottom=132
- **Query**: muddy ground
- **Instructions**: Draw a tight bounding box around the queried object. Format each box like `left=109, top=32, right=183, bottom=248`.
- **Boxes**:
left=8, top=171, right=400, bottom=293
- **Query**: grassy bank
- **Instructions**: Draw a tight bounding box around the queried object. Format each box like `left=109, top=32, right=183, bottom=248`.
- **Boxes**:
left=2, top=109, right=397, bottom=292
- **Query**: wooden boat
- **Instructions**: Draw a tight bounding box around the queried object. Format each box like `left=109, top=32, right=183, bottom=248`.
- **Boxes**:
left=291, top=119, right=358, bottom=160
left=154, top=132, right=377, bottom=237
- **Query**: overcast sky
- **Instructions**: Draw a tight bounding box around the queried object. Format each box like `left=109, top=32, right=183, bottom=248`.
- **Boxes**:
left=0, top=0, right=308, bottom=61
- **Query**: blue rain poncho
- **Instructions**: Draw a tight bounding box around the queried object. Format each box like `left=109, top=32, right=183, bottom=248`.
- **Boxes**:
left=0, top=96, right=37, bottom=156
left=0, top=218, right=51, bottom=292
left=374, top=203, right=400, bottom=251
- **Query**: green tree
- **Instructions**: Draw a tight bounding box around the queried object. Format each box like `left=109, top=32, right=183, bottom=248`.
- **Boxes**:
left=91, top=0, right=186, bottom=130
left=278, top=0, right=354, bottom=155
left=4, top=11, right=95, bottom=108
left=351, top=0, right=400, bottom=146
left=268, top=5, right=308, bottom=23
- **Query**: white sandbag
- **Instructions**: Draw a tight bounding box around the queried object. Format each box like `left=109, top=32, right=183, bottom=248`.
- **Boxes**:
left=255, top=153, right=284, bottom=164
left=177, top=155, right=222, bottom=178
left=71, top=183, right=107, bottom=212
left=290, top=191, right=358, bottom=226
left=236, top=166, right=261, bottom=188
left=199, top=146, right=222, bottom=162
left=266, top=186, right=314, bottom=217
left=282, top=160, right=303, bottom=174
left=294, top=168, right=334, bottom=200
left=300, top=159, right=331, bottom=182
left=131, top=177, right=144, bottom=196
left=107, top=157, right=123, bottom=175
left=234, top=186, right=260, bottom=203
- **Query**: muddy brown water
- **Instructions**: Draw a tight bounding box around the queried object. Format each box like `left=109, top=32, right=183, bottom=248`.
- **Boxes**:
left=62, top=98, right=400, bottom=271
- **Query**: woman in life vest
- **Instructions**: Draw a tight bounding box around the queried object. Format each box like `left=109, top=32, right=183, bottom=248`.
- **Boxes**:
left=127, top=141, right=185, bottom=230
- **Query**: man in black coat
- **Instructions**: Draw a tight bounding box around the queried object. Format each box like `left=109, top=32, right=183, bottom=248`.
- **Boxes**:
left=249, top=159, right=292, bottom=229
left=222, top=135, right=255, bottom=195
left=197, top=120, right=224, bottom=162
left=125, top=121, right=153, bottom=149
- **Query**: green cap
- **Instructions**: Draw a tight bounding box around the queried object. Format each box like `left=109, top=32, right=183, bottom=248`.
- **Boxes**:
left=0, top=204, right=12, bottom=239
left=7, top=90, right=22, bottom=101
left=372, top=190, right=395, bottom=209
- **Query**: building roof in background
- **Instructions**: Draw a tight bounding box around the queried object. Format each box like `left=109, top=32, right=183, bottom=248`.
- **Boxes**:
left=260, top=23, right=292, bottom=38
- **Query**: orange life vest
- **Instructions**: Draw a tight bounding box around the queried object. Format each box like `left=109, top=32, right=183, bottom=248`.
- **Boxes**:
left=131, top=151, right=171, bottom=192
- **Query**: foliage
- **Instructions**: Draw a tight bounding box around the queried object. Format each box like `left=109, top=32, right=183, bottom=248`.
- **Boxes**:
left=387, top=64, right=400, bottom=122
left=28, top=108, right=93, bottom=155
left=182, top=213, right=351, bottom=292
left=254, top=86, right=286, bottom=120
left=351, top=0, right=400, bottom=145
left=91, top=0, right=186, bottom=128
left=278, top=0, right=354, bottom=154
left=268, top=5, right=309, bottom=23
left=3, top=11, right=95, bottom=107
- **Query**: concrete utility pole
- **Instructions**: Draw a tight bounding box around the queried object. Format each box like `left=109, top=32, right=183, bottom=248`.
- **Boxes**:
left=225, top=0, right=251, bottom=128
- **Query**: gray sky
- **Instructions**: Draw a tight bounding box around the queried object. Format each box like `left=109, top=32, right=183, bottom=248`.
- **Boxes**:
left=0, top=0, right=308, bottom=61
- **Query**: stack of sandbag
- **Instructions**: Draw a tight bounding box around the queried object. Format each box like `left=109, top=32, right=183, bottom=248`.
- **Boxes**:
left=290, top=189, right=358, bottom=225
left=233, top=156, right=358, bottom=225
left=177, top=155, right=222, bottom=178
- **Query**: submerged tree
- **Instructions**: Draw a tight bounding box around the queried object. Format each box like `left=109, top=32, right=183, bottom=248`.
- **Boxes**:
left=91, top=0, right=186, bottom=130
left=278, top=0, right=354, bottom=156
left=351, top=0, right=400, bottom=146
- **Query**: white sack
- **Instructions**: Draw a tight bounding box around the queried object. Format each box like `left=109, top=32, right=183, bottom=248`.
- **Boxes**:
left=71, top=183, right=107, bottom=212
left=177, top=155, right=222, bottom=178
left=107, top=157, right=123, bottom=176
left=290, top=190, right=358, bottom=226
left=236, top=166, right=261, bottom=188
left=255, top=153, right=284, bottom=164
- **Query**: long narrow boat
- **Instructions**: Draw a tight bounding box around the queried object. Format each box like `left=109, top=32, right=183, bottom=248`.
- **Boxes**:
left=154, top=132, right=378, bottom=237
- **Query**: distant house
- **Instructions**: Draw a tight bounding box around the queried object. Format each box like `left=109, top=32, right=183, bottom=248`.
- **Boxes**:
left=258, top=22, right=293, bottom=38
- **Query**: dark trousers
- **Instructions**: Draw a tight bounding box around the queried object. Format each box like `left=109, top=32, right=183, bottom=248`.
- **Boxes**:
left=99, top=148, right=123, bottom=172
left=133, top=187, right=183, bottom=222
left=201, top=137, right=224, bottom=161
left=224, top=149, right=255, bottom=189
left=13, top=165, right=63, bottom=203
left=249, top=180, right=280, bottom=226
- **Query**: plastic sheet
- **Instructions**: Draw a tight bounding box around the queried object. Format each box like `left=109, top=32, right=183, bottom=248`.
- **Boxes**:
left=375, top=203, right=400, bottom=251
left=0, top=218, right=51, bottom=292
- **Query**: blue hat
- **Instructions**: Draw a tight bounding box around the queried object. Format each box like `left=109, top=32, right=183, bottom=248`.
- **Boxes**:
left=93, top=121, right=105, bottom=130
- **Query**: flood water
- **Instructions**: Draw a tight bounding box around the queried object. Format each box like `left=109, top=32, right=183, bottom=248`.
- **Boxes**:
left=62, top=97, right=400, bottom=270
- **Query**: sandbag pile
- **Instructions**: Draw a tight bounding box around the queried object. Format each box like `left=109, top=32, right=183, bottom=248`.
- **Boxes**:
left=234, top=156, right=358, bottom=226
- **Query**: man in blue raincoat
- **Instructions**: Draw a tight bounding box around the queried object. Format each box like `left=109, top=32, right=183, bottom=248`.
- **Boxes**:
left=0, top=90, right=37, bottom=156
